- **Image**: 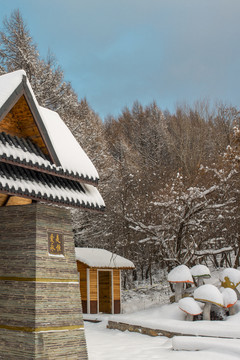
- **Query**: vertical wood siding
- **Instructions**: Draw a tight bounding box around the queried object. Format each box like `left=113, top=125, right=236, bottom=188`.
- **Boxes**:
left=113, top=269, right=120, bottom=300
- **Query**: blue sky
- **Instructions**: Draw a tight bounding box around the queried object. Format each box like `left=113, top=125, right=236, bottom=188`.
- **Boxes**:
left=0, top=0, right=239, bottom=120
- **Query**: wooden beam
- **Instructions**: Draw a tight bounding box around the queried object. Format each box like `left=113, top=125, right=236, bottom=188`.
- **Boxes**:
left=6, top=196, right=32, bottom=206
left=0, top=194, right=9, bottom=207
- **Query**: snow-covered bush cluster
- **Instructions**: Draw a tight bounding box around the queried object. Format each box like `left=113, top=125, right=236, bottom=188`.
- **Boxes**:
left=168, top=264, right=240, bottom=321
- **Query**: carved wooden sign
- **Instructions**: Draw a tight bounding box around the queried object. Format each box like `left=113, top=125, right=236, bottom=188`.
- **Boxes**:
left=48, top=232, right=64, bottom=256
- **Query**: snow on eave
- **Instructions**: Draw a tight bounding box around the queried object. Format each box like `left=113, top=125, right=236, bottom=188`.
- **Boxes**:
left=75, top=248, right=135, bottom=269
left=39, top=106, right=99, bottom=182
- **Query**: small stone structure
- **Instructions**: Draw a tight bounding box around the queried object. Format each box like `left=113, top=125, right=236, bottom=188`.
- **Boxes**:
left=0, top=70, right=105, bottom=359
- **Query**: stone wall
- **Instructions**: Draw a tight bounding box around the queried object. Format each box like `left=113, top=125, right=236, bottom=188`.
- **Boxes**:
left=0, top=203, right=88, bottom=359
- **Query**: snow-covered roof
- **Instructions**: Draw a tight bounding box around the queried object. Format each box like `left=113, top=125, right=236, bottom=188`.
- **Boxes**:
left=167, top=265, right=194, bottom=284
left=0, top=70, right=104, bottom=210
left=75, top=248, right=135, bottom=269
left=0, top=70, right=99, bottom=183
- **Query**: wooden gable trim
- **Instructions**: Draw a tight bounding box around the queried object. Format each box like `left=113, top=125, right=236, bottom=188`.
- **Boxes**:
left=21, top=76, right=61, bottom=167
left=0, top=82, right=24, bottom=122
left=0, top=75, right=61, bottom=167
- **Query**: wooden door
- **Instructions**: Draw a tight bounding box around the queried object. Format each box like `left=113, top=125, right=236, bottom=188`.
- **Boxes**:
left=98, top=271, right=112, bottom=313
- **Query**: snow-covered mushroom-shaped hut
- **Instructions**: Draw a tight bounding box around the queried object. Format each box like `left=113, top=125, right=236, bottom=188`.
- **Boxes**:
left=167, top=264, right=194, bottom=302
left=220, top=268, right=240, bottom=300
left=75, top=248, right=134, bottom=314
left=221, top=287, right=238, bottom=316
left=0, top=70, right=105, bottom=359
left=194, top=284, right=224, bottom=320
left=178, top=297, right=203, bottom=321
left=190, top=264, right=211, bottom=287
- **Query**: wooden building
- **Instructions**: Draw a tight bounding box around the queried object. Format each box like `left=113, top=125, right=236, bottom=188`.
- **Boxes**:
left=0, top=70, right=105, bottom=359
left=76, top=248, right=135, bottom=314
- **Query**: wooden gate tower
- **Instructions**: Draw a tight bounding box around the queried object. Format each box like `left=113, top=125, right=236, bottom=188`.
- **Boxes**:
left=0, top=70, right=105, bottom=359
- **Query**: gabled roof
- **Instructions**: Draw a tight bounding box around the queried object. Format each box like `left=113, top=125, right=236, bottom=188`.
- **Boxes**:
left=0, top=70, right=99, bottom=183
left=0, top=70, right=59, bottom=165
left=75, top=248, right=135, bottom=269
left=0, top=70, right=104, bottom=210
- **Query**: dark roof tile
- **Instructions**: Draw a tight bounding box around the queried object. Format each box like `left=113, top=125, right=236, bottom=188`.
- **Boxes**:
left=0, top=131, right=98, bottom=186
left=0, top=162, right=103, bottom=210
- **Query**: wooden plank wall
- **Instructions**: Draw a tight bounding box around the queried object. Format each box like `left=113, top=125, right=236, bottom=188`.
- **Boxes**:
left=76, top=262, right=88, bottom=313
left=113, top=269, right=120, bottom=300
left=77, top=262, right=87, bottom=301
left=89, top=269, right=98, bottom=301
left=89, top=269, right=98, bottom=313
left=76, top=263, right=122, bottom=314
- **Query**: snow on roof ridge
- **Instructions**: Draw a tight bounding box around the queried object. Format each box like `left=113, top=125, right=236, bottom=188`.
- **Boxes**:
left=75, top=247, right=135, bottom=268
left=0, top=70, right=26, bottom=109
left=0, top=69, right=26, bottom=78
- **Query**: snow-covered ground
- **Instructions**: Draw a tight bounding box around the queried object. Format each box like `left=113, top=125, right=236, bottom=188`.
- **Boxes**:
left=85, top=318, right=240, bottom=360
left=85, top=267, right=240, bottom=359
left=84, top=301, right=240, bottom=359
